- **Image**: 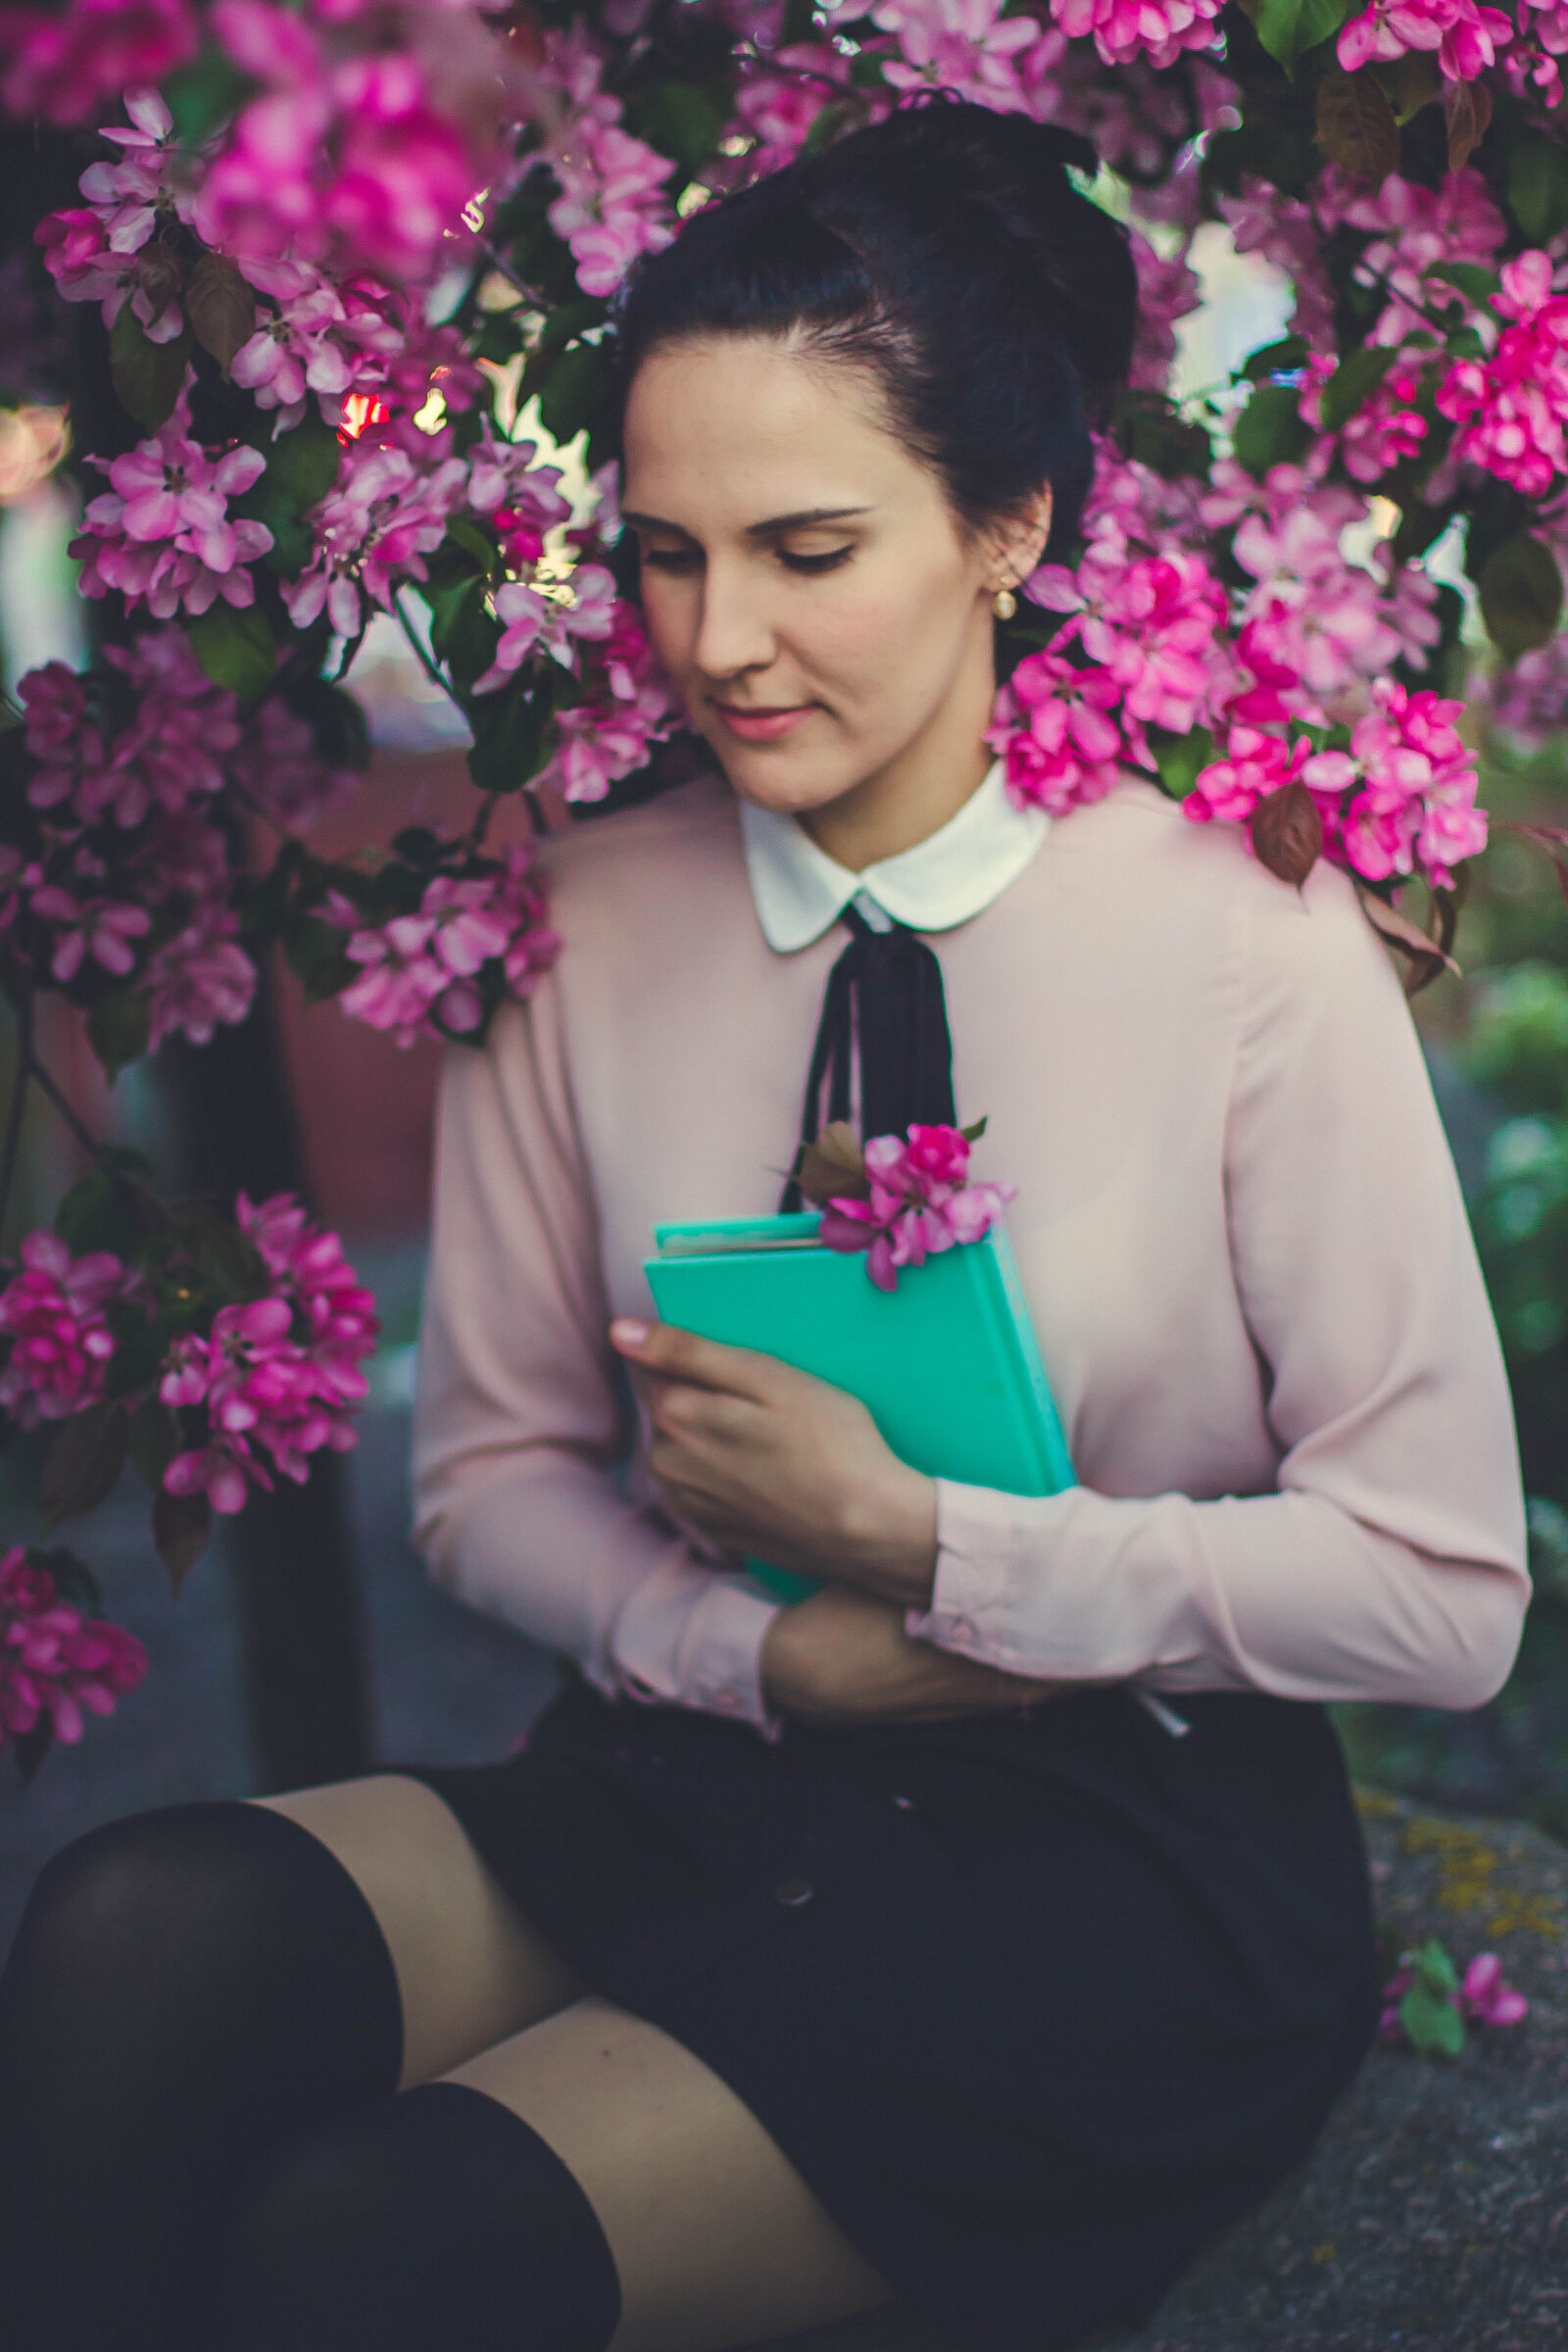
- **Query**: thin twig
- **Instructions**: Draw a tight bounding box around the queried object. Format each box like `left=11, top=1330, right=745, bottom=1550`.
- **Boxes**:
left=0, top=981, right=34, bottom=1242
left=394, top=591, right=451, bottom=694
left=468, top=789, right=502, bottom=849
left=28, top=1055, right=105, bottom=1166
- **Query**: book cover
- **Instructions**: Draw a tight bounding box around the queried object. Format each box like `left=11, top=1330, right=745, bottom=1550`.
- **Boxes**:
left=643, top=1213, right=1074, bottom=1601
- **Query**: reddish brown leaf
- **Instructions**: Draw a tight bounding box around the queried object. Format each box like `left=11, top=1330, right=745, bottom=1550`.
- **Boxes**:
left=1355, top=885, right=1461, bottom=995
left=1316, top=70, right=1400, bottom=185
left=134, top=242, right=183, bottom=333
left=1250, top=782, right=1323, bottom=888
left=152, top=1487, right=213, bottom=1598
left=1445, top=75, right=1491, bottom=173
left=185, top=252, right=257, bottom=372
left=1389, top=49, right=1444, bottom=121
left=40, top=1399, right=128, bottom=1528
left=792, top=1119, right=869, bottom=1205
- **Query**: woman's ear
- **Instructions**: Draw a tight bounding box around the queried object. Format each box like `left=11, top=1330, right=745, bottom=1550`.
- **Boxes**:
left=988, top=488, right=1054, bottom=598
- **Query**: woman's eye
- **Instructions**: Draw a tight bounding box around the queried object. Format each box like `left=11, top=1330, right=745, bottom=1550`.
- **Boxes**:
left=780, top=546, right=854, bottom=574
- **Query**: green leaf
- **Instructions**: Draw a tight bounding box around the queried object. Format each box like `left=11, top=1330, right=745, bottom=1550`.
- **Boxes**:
left=535, top=340, right=612, bottom=446
left=161, top=40, right=254, bottom=145
left=1508, top=135, right=1568, bottom=248
left=1319, top=344, right=1398, bottom=433
left=128, top=1396, right=181, bottom=1493
left=187, top=602, right=276, bottom=702
left=444, top=514, right=502, bottom=575
left=1250, top=0, right=1356, bottom=74
left=265, top=411, right=341, bottom=513
left=467, top=683, right=546, bottom=796
left=28, top=1544, right=104, bottom=1612
left=1230, top=382, right=1312, bottom=480
left=165, top=1200, right=270, bottom=1299
left=53, top=1152, right=156, bottom=1257
left=184, top=252, right=256, bottom=372
left=631, top=80, right=728, bottom=176
left=86, top=988, right=152, bottom=1083
left=152, top=1487, right=213, bottom=1597
left=1411, top=1936, right=1461, bottom=1995
left=1424, top=261, right=1500, bottom=310
left=1401, top=1983, right=1466, bottom=2057
left=1479, top=535, right=1564, bottom=662
left=40, top=1399, right=129, bottom=1528
left=1149, top=725, right=1216, bottom=803
left=427, top=573, right=497, bottom=685
left=1239, top=336, right=1310, bottom=384
left=109, top=307, right=193, bottom=432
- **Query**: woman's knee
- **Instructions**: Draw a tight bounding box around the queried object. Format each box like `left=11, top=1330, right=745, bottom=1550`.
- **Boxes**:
left=0, top=1801, right=403, bottom=2112
left=212, top=2082, right=622, bottom=2352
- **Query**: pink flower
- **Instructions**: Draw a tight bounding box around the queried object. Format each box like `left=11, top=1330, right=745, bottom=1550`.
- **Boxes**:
left=819, top=1123, right=1016, bottom=1294
left=164, top=1441, right=254, bottom=1516
left=1459, top=1953, right=1529, bottom=2027
left=730, top=43, right=858, bottom=172
left=1436, top=253, right=1568, bottom=499
left=231, top=273, right=356, bottom=428
left=72, top=406, right=273, bottom=621
left=329, top=845, right=561, bottom=1047
left=227, top=695, right=360, bottom=832
left=873, top=0, right=1053, bottom=111
left=0, top=1232, right=129, bottom=1427
left=283, top=437, right=466, bottom=638
left=0, top=1547, right=147, bottom=1753
left=0, top=0, right=195, bottom=123
left=144, top=904, right=258, bottom=1049
left=1337, top=0, right=1511, bottom=78
left=1343, top=677, right=1486, bottom=888
left=987, top=650, right=1126, bottom=815
left=1184, top=724, right=1324, bottom=828
left=1051, top=0, right=1224, bottom=72
left=471, top=563, right=620, bottom=695
left=548, top=121, right=674, bottom=298
left=28, top=886, right=152, bottom=983
left=1129, top=229, right=1201, bottom=393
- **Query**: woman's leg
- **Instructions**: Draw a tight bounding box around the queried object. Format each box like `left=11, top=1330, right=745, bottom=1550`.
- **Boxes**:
left=0, top=1774, right=584, bottom=2352
left=212, top=1991, right=895, bottom=2352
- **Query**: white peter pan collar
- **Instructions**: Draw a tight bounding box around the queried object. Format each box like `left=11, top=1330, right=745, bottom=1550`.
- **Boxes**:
left=738, top=757, right=1050, bottom=952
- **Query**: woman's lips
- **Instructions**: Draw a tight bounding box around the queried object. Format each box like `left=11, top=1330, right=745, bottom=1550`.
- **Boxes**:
left=711, top=701, right=816, bottom=742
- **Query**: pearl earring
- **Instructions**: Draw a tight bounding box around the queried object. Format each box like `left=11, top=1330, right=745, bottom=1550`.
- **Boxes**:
left=992, top=585, right=1017, bottom=620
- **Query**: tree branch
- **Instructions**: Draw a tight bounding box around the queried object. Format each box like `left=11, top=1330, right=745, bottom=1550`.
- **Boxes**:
left=0, top=981, right=34, bottom=1243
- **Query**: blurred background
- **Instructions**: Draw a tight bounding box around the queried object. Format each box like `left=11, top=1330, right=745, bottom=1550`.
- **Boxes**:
left=4, top=214, right=1568, bottom=1954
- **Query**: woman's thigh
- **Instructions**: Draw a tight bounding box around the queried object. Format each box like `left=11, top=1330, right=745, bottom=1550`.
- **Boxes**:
left=447, top=1993, right=894, bottom=2352
left=253, top=1775, right=584, bottom=2088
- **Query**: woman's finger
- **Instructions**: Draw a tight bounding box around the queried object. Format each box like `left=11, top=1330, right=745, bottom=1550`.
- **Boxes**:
left=610, top=1317, right=786, bottom=1400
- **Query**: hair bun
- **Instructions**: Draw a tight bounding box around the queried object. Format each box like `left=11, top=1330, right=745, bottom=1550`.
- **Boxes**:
left=812, top=96, right=1133, bottom=425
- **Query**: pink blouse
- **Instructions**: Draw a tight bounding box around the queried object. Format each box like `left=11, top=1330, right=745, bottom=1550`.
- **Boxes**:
left=410, top=767, right=1529, bottom=1740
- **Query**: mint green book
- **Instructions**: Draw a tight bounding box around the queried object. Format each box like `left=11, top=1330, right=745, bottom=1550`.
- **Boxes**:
left=643, top=1211, right=1074, bottom=1602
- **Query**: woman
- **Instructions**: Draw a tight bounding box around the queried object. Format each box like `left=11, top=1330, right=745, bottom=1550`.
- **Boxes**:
left=0, top=98, right=1529, bottom=2352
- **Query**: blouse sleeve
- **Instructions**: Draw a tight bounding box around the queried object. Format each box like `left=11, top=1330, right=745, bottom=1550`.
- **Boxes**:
left=410, top=976, right=784, bottom=1739
left=905, top=863, right=1530, bottom=1710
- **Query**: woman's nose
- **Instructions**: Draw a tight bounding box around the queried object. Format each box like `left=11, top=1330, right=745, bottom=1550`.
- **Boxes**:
left=691, top=568, right=778, bottom=681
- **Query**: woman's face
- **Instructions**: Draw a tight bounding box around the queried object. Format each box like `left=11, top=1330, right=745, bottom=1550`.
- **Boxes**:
left=620, top=335, right=1032, bottom=820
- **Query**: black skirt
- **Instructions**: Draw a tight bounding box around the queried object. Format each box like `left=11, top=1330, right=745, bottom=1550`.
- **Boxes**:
left=402, top=1671, right=1381, bottom=2352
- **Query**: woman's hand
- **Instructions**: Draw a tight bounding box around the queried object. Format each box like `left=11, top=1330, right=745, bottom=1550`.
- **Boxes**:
left=609, top=1317, right=938, bottom=1605
left=759, top=1582, right=1065, bottom=1723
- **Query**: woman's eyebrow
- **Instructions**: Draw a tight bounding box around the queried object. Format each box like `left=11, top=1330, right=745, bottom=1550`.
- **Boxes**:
left=620, top=506, right=872, bottom=537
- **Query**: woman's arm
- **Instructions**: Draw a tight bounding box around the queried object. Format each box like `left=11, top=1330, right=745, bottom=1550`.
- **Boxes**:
left=411, top=974, right=787, bottom=1735
left=901, top=863, right=1530, bottom=1709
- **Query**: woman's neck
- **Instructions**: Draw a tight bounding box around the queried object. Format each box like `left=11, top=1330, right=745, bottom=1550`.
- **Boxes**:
left=796, top=636, right=997, bottom=873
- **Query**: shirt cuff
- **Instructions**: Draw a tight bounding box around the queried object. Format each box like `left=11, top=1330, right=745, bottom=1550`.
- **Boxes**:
left=612, top=1566, right=786, bottom=1741
left=902, top=1478, right=1022, bottom=1663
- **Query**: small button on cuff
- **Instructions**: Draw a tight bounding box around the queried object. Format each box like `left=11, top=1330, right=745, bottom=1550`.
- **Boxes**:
left=714, top=1690, right=740, bottom=1711
left=949, top=1617, right=976, bottom=1643
left=773, top=1875, right=816, bottom=1908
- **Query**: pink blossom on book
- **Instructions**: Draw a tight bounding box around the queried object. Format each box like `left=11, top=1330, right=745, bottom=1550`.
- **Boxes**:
left=820, top=1123, right=1016, bottom=1295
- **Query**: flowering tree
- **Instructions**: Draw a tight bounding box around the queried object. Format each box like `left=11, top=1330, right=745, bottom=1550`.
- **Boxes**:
left=3, top=0, right=1568, bottom=1773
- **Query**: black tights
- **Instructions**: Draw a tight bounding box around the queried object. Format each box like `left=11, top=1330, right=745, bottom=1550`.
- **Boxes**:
left=0, top=1801, right=623, bottom=2352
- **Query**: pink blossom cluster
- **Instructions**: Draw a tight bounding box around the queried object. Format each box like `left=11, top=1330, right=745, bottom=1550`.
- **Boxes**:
left=34, top=88, right=189, bottom=341
left=0, top=0, right=193, bottom=124
left=0, top=1547, right=147, bottom=1754
left=539, top=598, right=685, bottom=803
left=24, top=631, right=241, bottom=829
left=161, top=1192, right=378, bottom=1514
left=1318, top=169, right=1505, bottom=348
left=1051, top=0, right=1224, bottom=73
left=1299, top=355, right=1429, bottom=485
left=870, top=0, right=1063, bottom=114
left=0, top=1232, right=132, bottom=1428
left=191, top=0, right=514, bottom=283
left=821, top=1124, right=1016, bottom=1295
left=73, top=402, right=273, bottom=621
left=283, top=434, right=466, bottom=638
left=1202, top=461, right=1439, bottom=718
left=1485, top=631, right=1568, bottom=746
left=1216, top=181, right=1337, bottom=349
left=1437, top=251, right=1568, bottom=498
left=527, top=24, right=674, bottom=297
left=1185, top=677, right=1487, bottom=890
left=328, top=843, right=561, bottom=1049
left=228, top=695, right=361, bottom=833
left=729, top=42, right=863, bottom=174
left=1379, top=1949, right=1528, bottom=2041
left=1337, top=0, right=1512, bottom=80
left=472, top=562, right=619, bottom=696
left=1129, top=229, right=1201, bottom=392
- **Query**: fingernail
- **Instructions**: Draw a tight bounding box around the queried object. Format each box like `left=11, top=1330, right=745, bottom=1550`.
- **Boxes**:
left=611, top=1318, right=652, bottom=1348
